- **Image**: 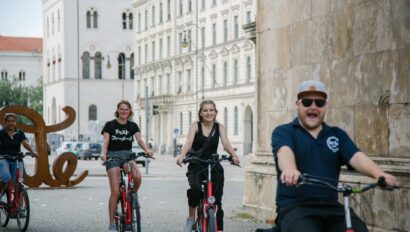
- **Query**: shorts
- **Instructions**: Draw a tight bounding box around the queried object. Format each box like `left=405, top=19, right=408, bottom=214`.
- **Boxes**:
left=105, top=150, right=133, bottom=171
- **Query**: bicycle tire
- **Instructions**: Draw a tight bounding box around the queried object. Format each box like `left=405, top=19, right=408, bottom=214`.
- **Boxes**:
left=0, top=188, right=9, bottom=227
left=196, top=205, right=203, bottom=232
left=131, top=193, right=141, bottom=232
left=115, top=199, right=124, bottom=232
left=206, top=208, right=217, bottom=232
left=16, top=187, right=30, bottom=232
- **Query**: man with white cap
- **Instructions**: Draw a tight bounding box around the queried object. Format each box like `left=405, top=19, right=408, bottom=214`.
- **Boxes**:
left=270, top=80, right=397, bottom=232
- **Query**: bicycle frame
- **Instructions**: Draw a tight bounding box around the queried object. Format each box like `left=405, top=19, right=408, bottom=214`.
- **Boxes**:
left=6, top=164, right=22, bottom=218
left=199, top=161, right=218, bottom=232
left=117, top=164, right=135, bottom=226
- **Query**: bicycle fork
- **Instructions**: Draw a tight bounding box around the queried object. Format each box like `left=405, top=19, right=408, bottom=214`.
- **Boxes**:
left=343, top=193, right=354, bottom=232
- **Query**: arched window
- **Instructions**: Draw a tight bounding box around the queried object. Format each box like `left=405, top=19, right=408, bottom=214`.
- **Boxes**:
left=86, top=11, right=91, bottom=28
left=94, top=52, right=102, bottom=79
left=1, top=70, right=8, bottom=80
left=89, top=105, right=97, bottom=120
left=82, top=51, right=90, bottom=79
left=128, top=13, right=133, bottom=29
left=19, top=71, right=26, bottom=81
left=92, top=11, right=98, bottom=28
left=118, top=53, right=126, bottom=80
left=52, top=13, right=55, bottom=35
left=234, top=106, right=238, bottom=135
left=47, top=17, right=50, bottom=38
left=58, top=10, right=60, bottom=32
left=189, top=111, right=192, bottom=125
left=246, top=56, right=251, bottom=82
left=223, top=61, right=227, bottom=87
left=122, top=13, right=127, bottom=29
left=224, top=107, right=228, bottom=132
left=130, top=53, right=135, bottom=79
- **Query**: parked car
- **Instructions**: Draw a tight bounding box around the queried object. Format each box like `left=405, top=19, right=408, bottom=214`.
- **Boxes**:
left=78, top=143, right=102, bottom=160
left=132, top=144, right=150, bottom=167
left=56, top=142, right=75, bottom=154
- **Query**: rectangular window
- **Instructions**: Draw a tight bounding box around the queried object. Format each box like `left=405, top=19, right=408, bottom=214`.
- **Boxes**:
left=233, top=59, right=238, bottom=85
left=166, top=73, right=170, bottom=94
left=144, top=44, right=148, bottom=63
left=167, top=0, right=171, bottom=20
left=212, top=23, right=216, bottom=46
left=179, top=32, right=183, bottom=54
left=159, top=38, right=163, bottom=59
left=152, top=6, right=155, bottom=26
left=159, top=75, right=163, bottom=95
left=201, top=0, right=205, bottom=10
left=212, top=0, right=216, bottom=6
left=152, top=41, right=155, bottom=61
left=188, top=0, right=192, bottom=13
left=177, top=71, right=182, bottom=93
left=159, top=3, right=163, bottom=23
left=145, top=10, right=148, bottom=29
left=246, top=11, right=251, bottom=23
left=223, top=19, right=228, bottom=42
left=234, top=16, right=239, bottom=39
left=187, top=69, right=191, bottom=91
left=138, top=13, right=141, bottom=32
left=151, top=76, right=155, bottom=96
left=188, top=30, right=192, bottom=52
left=201, top=27, right=205, bottom=48
left=167, top=36, right=171, bottom=57
left=179, top=0, right=183, bottom=16
left=138, top=46, right=141, bottom=65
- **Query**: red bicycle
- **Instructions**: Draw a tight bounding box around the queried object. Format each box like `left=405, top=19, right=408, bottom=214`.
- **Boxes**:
left=106, top=152, right=154, bottom=232
left=297, top=173, right=398, bottom=232
left=0, top=152, right=36, bottom=232
left=183, top=154, right=239, bottom=232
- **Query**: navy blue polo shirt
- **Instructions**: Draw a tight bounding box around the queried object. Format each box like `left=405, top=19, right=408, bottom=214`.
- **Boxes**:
left=271, top=118, right=359, bottom=209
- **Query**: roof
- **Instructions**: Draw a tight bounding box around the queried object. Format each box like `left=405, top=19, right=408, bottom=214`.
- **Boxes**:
left=0, top=36, right=43, bottom=52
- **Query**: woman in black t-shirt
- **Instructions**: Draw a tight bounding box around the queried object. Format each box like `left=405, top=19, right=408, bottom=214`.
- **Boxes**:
left=101, top=100, right=152, bottom=232
left=176, top=100, right=240, bottom=232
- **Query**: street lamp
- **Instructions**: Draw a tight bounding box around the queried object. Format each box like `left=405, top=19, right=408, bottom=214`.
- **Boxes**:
left=106, top=53, right=126, bottom=99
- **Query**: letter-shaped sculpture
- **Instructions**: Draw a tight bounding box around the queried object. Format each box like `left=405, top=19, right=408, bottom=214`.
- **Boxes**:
left=0, top=105, right=88, bottom=187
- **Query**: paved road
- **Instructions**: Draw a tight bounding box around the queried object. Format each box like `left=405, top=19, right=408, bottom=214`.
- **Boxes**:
left=3, top=154, right=271, bottom=232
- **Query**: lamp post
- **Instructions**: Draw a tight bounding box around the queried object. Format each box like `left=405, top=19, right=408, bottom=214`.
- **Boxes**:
left=106, top=53, right=126, bottom=99
left=181, top=27, right=203, bottom=114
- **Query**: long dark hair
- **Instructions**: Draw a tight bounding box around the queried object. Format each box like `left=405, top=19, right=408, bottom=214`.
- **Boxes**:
left=197, top=100, right=217, bottom=122
left=114, top=100, right=134, bottom=119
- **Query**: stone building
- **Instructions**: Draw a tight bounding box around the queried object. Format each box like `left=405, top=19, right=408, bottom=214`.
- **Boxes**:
left=42, top=0, right=135, bottom=141
left=0, top=36, right=43, bottom=87
left=244, top=1, right=410, bottom=231
left=133, top=0, right=257, bottom=155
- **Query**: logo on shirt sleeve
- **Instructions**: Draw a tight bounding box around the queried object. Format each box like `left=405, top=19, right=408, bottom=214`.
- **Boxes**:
left=326, top=136, right=339, bottom=153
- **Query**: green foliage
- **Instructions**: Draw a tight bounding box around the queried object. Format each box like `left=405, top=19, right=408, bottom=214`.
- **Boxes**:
left=0, top=78, right=43, bottom=124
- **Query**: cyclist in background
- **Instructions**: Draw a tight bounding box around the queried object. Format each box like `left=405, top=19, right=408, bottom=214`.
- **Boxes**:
left=177, top=100, right=240, bottom=232
left=271, top=80, right=397, bottom=232
left=0, top=113, right=37, bottom=216
left=101, top=100, right=153, bottom=232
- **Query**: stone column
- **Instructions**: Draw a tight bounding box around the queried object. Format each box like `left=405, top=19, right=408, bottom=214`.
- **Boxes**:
left=244, top=1, right=410, bottom=231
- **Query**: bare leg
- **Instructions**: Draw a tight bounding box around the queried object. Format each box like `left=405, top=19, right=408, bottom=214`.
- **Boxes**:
left=189, top=206, right=196, bottom=219
left=107, top=167, right=120, bottom=224
left=124, top=161, right=142, bottom=192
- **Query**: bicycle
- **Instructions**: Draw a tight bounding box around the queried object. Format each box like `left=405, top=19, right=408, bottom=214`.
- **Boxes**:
left=0, top=152, right=36, bottom=232
left=105, top=152, right=154, bottom=232
left=183, top=154, right=240, bottom=232
left=297, top=173, right=398, bottom=232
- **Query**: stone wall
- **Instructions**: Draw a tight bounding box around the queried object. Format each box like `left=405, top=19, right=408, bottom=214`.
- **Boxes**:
left=244, top=0, right=410, bottom=231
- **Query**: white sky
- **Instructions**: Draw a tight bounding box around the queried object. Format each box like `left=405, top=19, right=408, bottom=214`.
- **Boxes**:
left=0, top=0, right=43, bottom=37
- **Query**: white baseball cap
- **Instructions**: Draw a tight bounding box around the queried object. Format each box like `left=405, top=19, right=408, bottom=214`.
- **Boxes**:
left=297, top=80, right=327, bottom=99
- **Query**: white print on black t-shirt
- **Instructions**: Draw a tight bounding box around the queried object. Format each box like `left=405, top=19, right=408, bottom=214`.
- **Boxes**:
left=326, top=136, right=339, bottom=153
left=111, top=129, right=133, bottom=142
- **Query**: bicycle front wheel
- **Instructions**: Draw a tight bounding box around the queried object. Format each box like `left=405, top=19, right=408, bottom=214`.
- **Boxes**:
left=206, top=208, right=217, bottom=232
left=131, top=193, right=141, bottom=232
left=16, top=187, right=30, bottom=232
left=0, top=189, right=9, bottom=227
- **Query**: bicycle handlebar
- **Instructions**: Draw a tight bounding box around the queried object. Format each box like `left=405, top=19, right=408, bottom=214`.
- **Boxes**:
left=297, top=173, right=399, bottom=195
left=102, top=152, right=154, bottom=166
left=183, top=154, right=240, bottom=167
left=0, top=152, right=36, bottom=161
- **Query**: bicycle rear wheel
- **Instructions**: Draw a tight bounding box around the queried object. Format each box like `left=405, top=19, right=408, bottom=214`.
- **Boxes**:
left=131, top=193, right=141, bottom=232
left=16, top=187, right=30, bottom=232
left=0, top=189, right=9, bottom=227
left=206, top=208, right=217, bottom=232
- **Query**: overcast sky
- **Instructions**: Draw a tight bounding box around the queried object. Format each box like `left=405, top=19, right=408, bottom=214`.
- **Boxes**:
left=0, top=0, right=43, bottom=37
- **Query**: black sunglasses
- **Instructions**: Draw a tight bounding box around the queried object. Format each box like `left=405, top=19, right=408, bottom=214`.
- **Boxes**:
left=300, top=99, right=326, bottom=108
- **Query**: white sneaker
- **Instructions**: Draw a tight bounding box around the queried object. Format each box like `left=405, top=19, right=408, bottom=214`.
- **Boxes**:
left=108, top=223, right=117, bottom=232
left=184, top=217, right=194, bottom=232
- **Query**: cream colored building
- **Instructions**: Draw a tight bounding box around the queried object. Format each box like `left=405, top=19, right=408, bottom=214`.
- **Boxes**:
left=133, top=0, right=257, bottom=155
left=245, top=1, right=410, bottom=231
left=42, top=0, right=135, bottom=141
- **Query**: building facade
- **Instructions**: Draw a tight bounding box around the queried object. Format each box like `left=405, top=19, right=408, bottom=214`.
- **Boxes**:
left=42, top=0, right=135, bottom=141
left=245, top=1, right=410, bottom=231
left=133, top=0, right=257, bottom=156
left=0, top=36, right=43, bottom=87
